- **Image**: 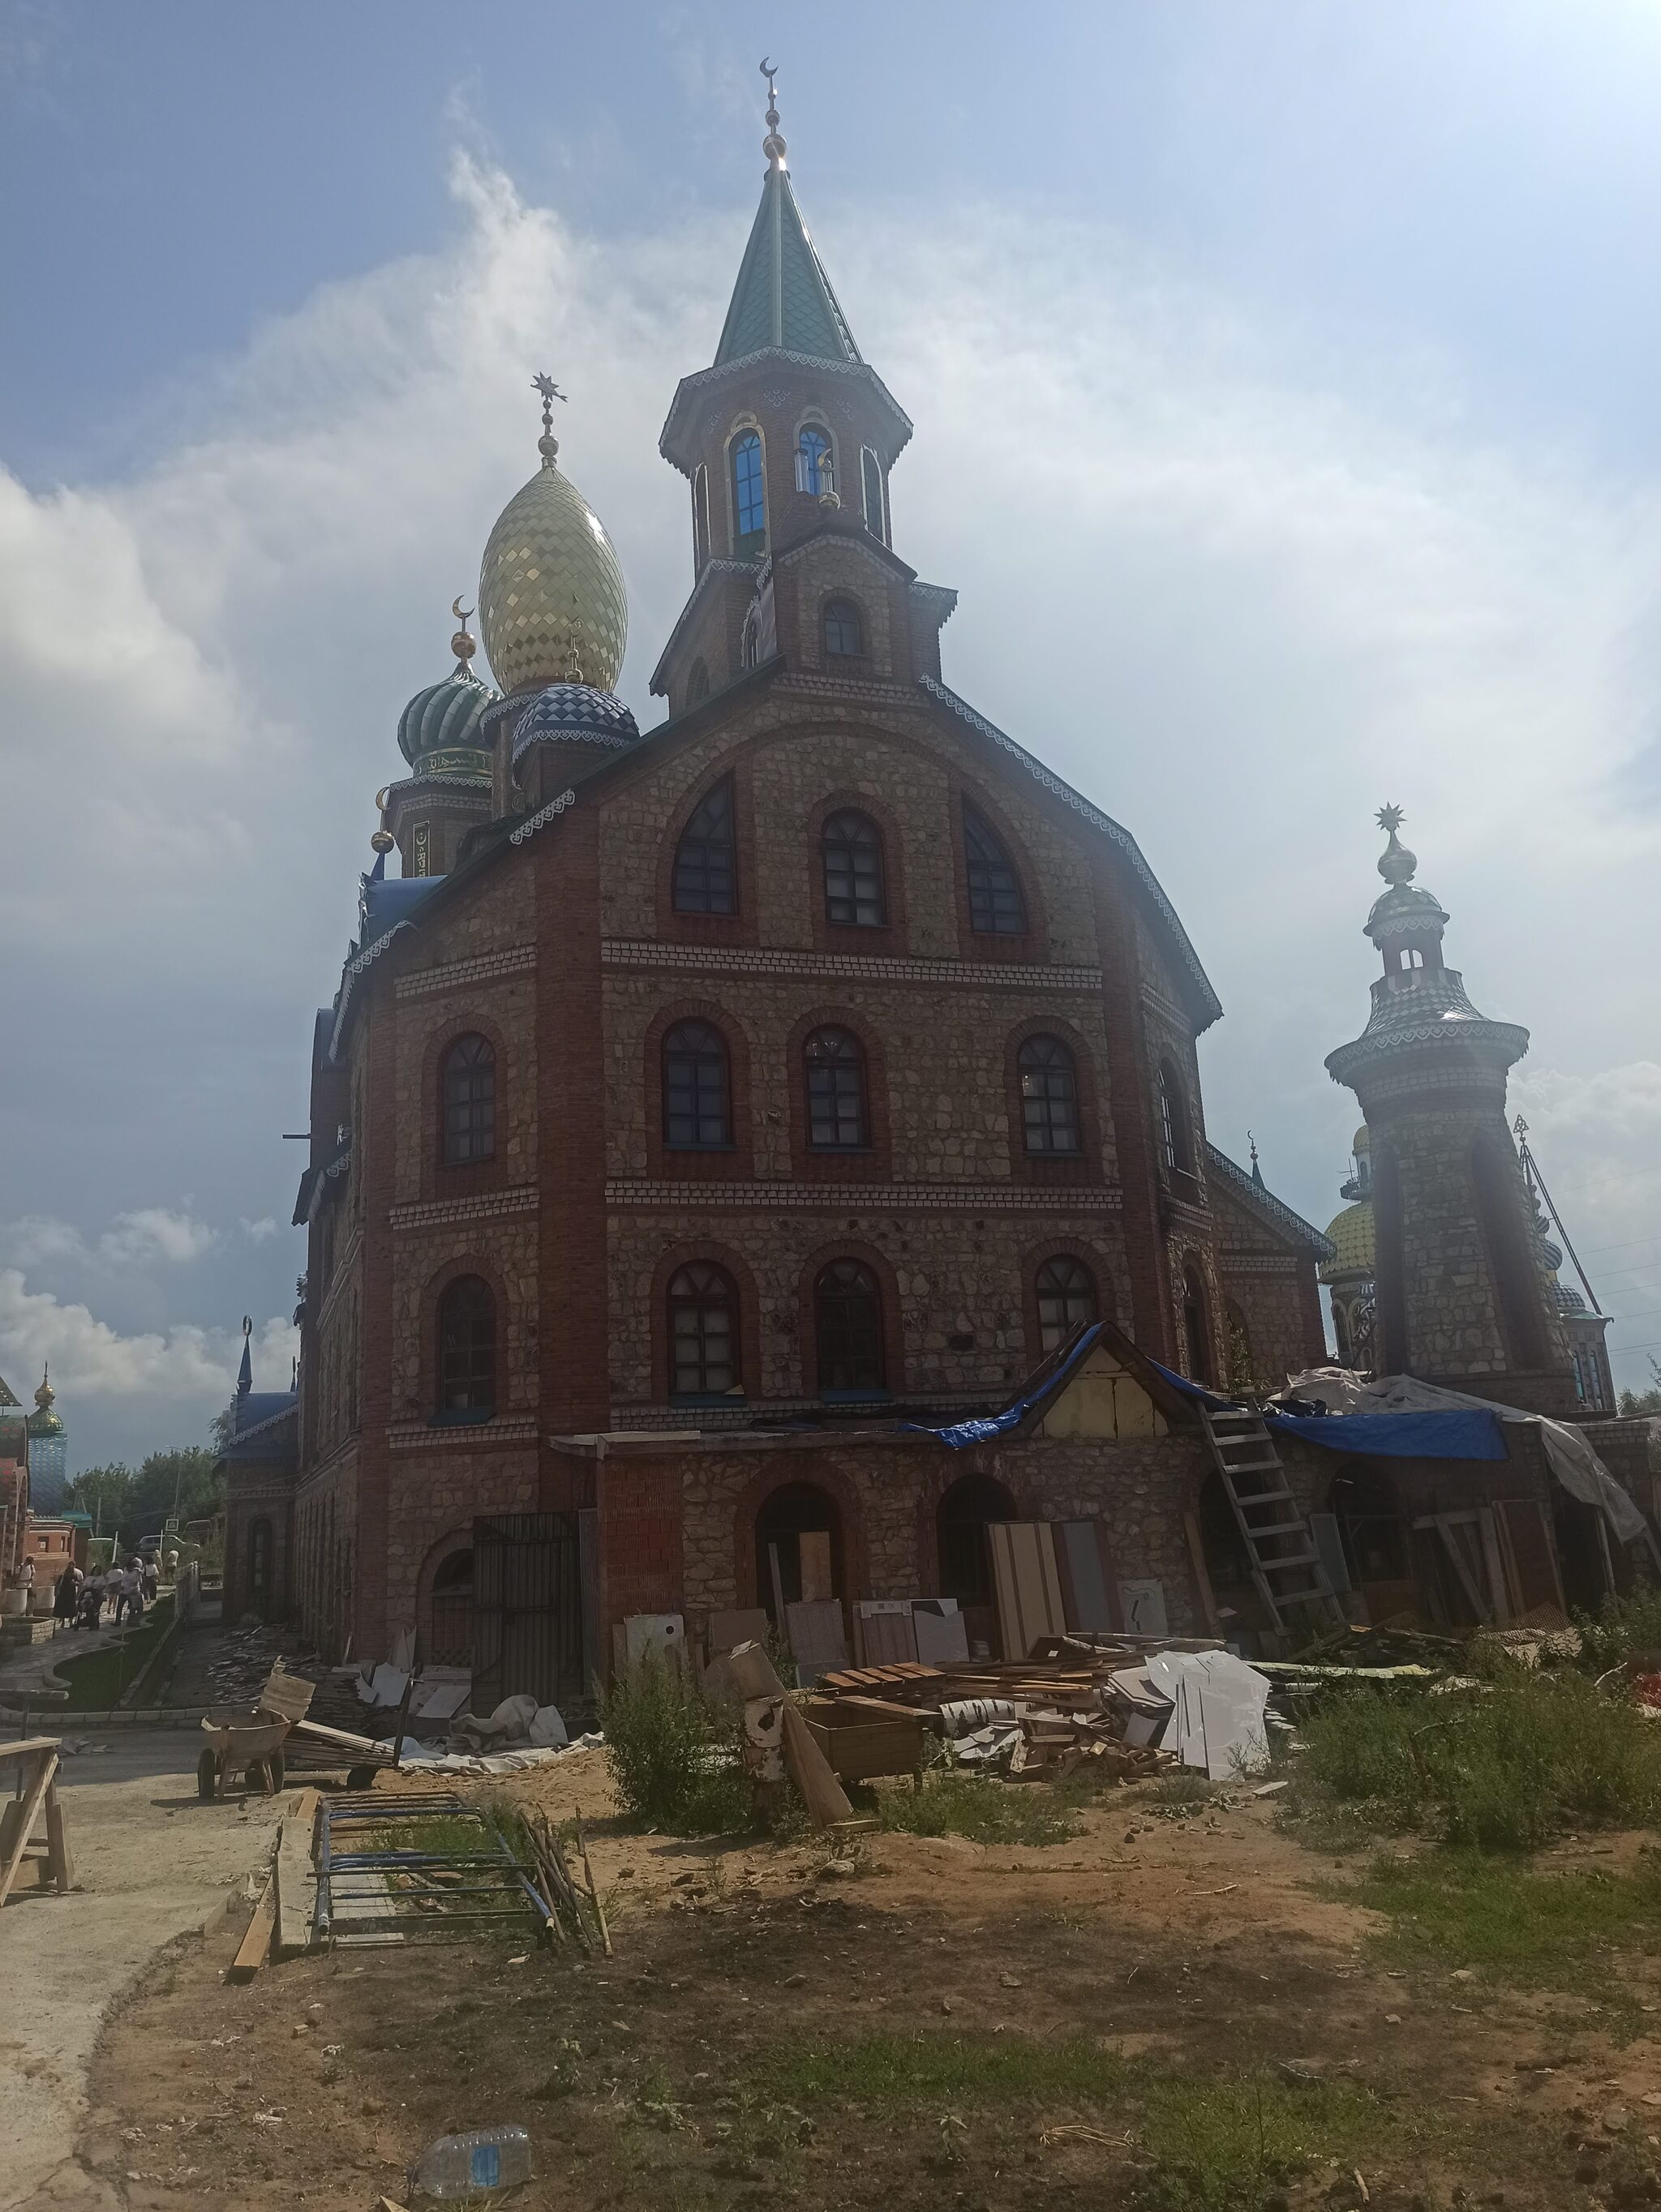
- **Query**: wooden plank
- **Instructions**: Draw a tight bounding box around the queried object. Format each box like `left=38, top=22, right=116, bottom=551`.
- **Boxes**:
left=1056, top=1520, right=1115, bottom=1633
left=784, top=1600, right=848, bottom=1680
left=706, top=1608, right=769, bottom=1663
left=911, top=1603, right=971, bottom=1664
left=854, top=1604, right=919, bottom=1667
left=799, top=1530, right=834, bottom=1604
left=1431, top=1515, right=1492, bottom=1625
left=0, top=1736, right=63, bottom=1766
left=1477, top=1507, right=1512, bottom=1627
left=44, top=1785, right=75, bottom=1894
left=1183, top=1511, right=1222, bottom=1635
left=0, top=1748, right=57, bottom=1910
left=291, top=1717, right=378, bottom=1755
left=228, top=1871, right=277, bottom=1981
left=274, top=1790, right=320, bottom=1959
left=779, top=1700, right=855, bottom=1828
left=987, top=1522, right=1068, bottom=1661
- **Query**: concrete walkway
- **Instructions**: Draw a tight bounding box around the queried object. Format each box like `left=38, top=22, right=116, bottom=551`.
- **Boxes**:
left=0, top=1728, right=283, bottom=2210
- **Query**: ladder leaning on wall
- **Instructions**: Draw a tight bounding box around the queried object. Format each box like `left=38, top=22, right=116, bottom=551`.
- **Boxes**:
left=1198, top=1404, right=1348, bottom=1638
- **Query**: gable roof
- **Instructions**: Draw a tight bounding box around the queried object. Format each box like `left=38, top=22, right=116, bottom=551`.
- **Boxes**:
left=1205, top=1141, right=1336, bottom=1260
left=920, top=677, right=1224, bottom=1032
left=716, top=167, right=861, bottom=367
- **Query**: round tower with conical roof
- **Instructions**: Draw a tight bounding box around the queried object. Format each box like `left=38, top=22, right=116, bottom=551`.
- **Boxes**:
left=1324, top=809, right=1574, bottom=1413
left=25, top=1363, right=68, bottom=1509
left=381, top=602, right=499, bottom=876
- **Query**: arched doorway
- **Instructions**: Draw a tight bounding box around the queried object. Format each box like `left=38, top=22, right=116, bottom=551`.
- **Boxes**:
left=428, top=1545, right=474, bottom=1668
left=935, top=1473, right=1016, bottom=1657
left=755, top=1482, right=843, bottom=1627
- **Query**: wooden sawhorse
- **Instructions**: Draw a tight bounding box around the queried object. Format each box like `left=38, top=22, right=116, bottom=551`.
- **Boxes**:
left=0, top=1736, right=78, bottom=1906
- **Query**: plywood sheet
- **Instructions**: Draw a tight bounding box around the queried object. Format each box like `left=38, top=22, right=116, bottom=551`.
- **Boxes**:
left=785, top=1600, right=848, bottom=1683
left=706, top=1608, right=770, bottom=1663
left=1117, top=1578, right=1169, bottom=1637
left=1497, top=1498, right=1565, bottom=1614
left=799, top=1530, right=835, bottom=1604
left=1056, top=1520, right=1114, bottom=1632
left=912, top=1601, right=971, bottom=1665
left=987, top=1522, right=1068, bottom=1661
left=855, top=1604, right=919, bottom=1665
left=1308, top=1513, right=1351, bottom=1596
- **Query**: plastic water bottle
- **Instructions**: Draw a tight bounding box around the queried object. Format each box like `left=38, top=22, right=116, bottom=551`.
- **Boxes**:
left=407, top=2125, right=534, bottom=2199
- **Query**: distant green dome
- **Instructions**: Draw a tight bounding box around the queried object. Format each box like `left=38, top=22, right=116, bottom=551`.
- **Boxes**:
left=397, top=667, right=496, bottom=770
left=26, top=1368, right=62, bottom=1438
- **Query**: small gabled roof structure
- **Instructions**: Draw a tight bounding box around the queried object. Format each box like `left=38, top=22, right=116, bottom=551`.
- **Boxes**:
left=1204, top=1142, right=1336, bottom=1262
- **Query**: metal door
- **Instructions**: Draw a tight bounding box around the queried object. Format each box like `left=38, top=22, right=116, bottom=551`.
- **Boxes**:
left=471, top=1512, right=584, bottom=1713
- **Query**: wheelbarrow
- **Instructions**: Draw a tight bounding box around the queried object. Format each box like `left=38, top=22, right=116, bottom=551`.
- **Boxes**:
left=198, top=1708, right=291, bottom=1801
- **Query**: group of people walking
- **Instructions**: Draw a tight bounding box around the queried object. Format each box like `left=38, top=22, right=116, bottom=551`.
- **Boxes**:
left=50, top=1556, right=157, bottom=1631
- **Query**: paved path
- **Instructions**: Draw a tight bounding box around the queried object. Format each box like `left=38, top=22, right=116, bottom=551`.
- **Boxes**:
left=0, top=1728, right=283, bottom=2209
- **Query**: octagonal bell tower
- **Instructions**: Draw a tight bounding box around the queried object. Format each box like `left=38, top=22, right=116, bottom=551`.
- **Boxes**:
left=1324, top=808, right=1574, bottom=1414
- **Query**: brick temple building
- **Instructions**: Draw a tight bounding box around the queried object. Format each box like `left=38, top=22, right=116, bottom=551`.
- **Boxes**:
left=221, top=82, right=1654, bottom=1685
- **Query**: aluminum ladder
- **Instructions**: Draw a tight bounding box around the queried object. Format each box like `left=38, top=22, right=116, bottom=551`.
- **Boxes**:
left=1200, top=1404, right=1348, bottom=1637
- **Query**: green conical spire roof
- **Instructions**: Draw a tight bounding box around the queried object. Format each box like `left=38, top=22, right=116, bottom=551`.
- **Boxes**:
left=714, top=161, right=861, bottom=368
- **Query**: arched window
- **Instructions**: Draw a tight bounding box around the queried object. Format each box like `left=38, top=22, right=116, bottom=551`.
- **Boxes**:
left=937, top=1473, right=1016, bottom=1605
left=662, top=1019, right=732, bottom=1148
left=437, top=1275, right=496, bottom=1414
left=730, top=430, right=766, bottom=554
left=428, top=1547, right=474, bottom=1667
left=685, top=658, right=710, bottom=707
left=1036, top=1255, right=1097, bottom=1351
left=441, top=1034, right=496, bottom=1165
left=1182, top=1261, right=1214, bottom=1388
left=861, top=448, right=886, bottom=541
left=672, top=777, right=736, bottom=913
left=1018, top=1035, right=1081, bottom=1155
left=796, top=423, right=832, bottom=495
left=805, top=1027, right=869, bottom=1150
left=814, top=1260, right=886, bottom=1395
left=667, top=1262, right=738, bottom=1396
left=247, top=1518, right=271, bottom=1602
left=822, top=808, right=886, bottom=927
left=1157, top=1060, right=1194, bottom=1177
left=822, top=598, right=863, bottom=658
left=741, top=610, right=762, bottom=669
left=963, top=803, right=1028, bottom=934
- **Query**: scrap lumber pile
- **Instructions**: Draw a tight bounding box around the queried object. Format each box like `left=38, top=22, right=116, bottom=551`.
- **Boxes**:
left=809, top=1638, right=1238, bottom=1785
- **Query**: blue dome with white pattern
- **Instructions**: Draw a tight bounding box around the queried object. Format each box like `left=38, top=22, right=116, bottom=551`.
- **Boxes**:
left=510, top=681, right=639, bottom=765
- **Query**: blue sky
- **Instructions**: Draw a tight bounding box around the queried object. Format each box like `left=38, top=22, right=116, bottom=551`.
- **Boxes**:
left=2, top=0, right=1659, bottom=1468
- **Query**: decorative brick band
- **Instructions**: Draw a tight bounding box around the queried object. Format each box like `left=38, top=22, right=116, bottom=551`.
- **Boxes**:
left=607, top=1387, right=985, bottom=1433
left=388, top=1417, right=540, bottom=1451
left=606, top=1177, right=1122, bottom=1213
left=601, top=939, right=1103, bottom=993
left=1217, top=1254, right=1302, bottom=1275
left=388, top=1184, right=539, bottom=1231
left=395, top=944, right=538, bottom=999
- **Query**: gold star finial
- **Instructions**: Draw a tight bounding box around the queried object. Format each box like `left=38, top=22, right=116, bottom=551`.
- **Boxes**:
left=1376, top=802, right=1405, bottom=834
left=532, top=372, right=566, bottom=463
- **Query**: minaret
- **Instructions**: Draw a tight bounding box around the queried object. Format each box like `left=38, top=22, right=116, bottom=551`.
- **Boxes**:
left=1325, top=808, right=1574, bottom=1413
left=25, top=1362, right=68, bottom=1507
left=651, top=58, right=948, bottom=715
left=382, top=601, right=498, bottom=877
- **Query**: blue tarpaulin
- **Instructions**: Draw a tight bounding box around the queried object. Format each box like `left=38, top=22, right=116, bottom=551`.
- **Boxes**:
left=1144, top=1359, right=1508, bottom=1463
left=901, top=1326, right=1105, bottom=1449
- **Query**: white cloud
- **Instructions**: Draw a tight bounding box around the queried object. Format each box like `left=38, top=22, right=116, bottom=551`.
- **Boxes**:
left=240, top=1217, right=280, bottom=1243
left=2, top=152, right=1659, bottom=1417
left=2, top=1207, right=217, bottom=1271
left=0, top=1267, right=295, bottom=1423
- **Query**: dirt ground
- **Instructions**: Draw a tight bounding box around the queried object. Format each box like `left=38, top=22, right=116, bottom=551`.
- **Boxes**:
left=79, top=1746, right=1661, bottom=2212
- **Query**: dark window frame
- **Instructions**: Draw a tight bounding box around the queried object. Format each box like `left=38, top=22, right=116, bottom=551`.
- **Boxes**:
left=805, top=1026, right=870, bottom=1151
left=436, top=1274, right=497, bottom=1417
left=1018, top=1034, right=1081, bottom=1155
left=813, top=1258, right=887, bottom=1396
left=662, top=1018, right=734, bottom=1150
left=667, top=1261, right=740, bottom=1398
left=822, top=597, right=864, bottom=658
left=440, top=1033, right=496, bottom=1166
left=671, top=776, right=736, bottom=915
left=730, top=429, right=766, bottom=553
left=963, top=802, right=1028, bottom=935
left=796, top=422, right=833, bottom=495
left=821, top=808, right=886, bottom=928
left=1035, top=1254, right=1098, bottom=1351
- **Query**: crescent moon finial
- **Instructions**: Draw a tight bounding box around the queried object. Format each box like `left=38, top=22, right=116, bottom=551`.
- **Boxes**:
left=374, top=787, right=388, bottom=812
left=452, top=595, right=474, bottom=626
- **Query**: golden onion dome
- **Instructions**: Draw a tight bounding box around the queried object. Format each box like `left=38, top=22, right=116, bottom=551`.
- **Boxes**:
left=1320, top=1198, right=1376, bottom=1284
left=477, top=409, right=628, bottom=697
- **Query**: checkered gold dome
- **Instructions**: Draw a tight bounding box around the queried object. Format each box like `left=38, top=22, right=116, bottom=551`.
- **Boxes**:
left=478, top=451, right=629, bottom=697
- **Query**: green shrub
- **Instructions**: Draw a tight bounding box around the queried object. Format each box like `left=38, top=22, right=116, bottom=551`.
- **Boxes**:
left=599, top=1652, right=750, bottom=1834
left=875, top=1771, right=1079, bottom=1846
left=1574, top=1587, right=1661, bottom=1678
left=1298, top=1669, right=1661, bottom=1850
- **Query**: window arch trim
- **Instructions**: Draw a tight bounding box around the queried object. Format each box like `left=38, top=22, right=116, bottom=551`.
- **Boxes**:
left=643, top=1001, right=754, bottom=1180
left=440, top=1031, right=497, bottom=1168
left=656, top=765, right=758, bottom=945
left=434, top=1270, right=499, bottom=1421
left=1003, top=1016, right=1102, bottom=1184
left=805, top=789, right=909, bottom=954
left=422, top=1014, right=511, bottom=1201
left=650, top=1242, right=762, bottom=1406
left=727, top=423, right=767, bottom=555
left=794, top=418, right=835, bottom=497
left=948, top=780, right=1044, bottom=959
left=799, top=1239, right=906, bottom=1401
left=821, top=594, right=865, bottom=662
left=785, top=1006, right=892, bottom=1180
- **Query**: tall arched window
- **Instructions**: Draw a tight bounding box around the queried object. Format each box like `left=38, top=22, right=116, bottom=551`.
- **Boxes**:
left=814, top=1260, right=886, bottom=1394
left=730, top=430, right=766, bottom=554
left=441, top=1034, right=496, bottom=1165
left=1158, top=1060, right=1195, bottom=1177
left=672, top=778, right=736, bottom=913
left=796, top=423, right=832, bottom=495
left=667, top=1262, right=738, bottom=1396
left=437, top=1275, right=496, bottom=1414
left=1018, top=1035, right=1081, bottom=1155
left=247, top=1518, right=271, bottom=1603
left=805, top=1027, right=869, bottom=1150
left=685, top=658, right=710, bottom=707
left=1036, top=1255, right=1098, bottom=1351
left=662, top=1019, right=732, bottom=1148
left=963, top=803, right=1028, bottom=934
left=822, top=598, right=863, bottom=658
left=861, top=448, right=886, bottom=541
left=1182, top=1261, right=1213, bottom=1387
left=740, top=610, right=762, bottom=669
left=822, top=808, right=886, bottom=927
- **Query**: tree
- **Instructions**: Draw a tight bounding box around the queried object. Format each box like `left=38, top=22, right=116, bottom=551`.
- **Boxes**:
left=1619, top=1357, right=1661, bottom=1419
left=67, top=1463, right=135, bottom=1539
left=127, top=1447, right=221, bottom=1537
left=208, top=1396, right=238, bottom=1453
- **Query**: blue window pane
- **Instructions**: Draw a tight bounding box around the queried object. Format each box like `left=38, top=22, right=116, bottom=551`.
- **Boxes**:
left=796, top=426, right=831, bottom=495
left=732, top=432, right=766, bottom=547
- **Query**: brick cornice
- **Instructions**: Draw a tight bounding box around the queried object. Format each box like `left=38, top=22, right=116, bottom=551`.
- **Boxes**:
left=388, top=1184, right=539, bottom=1232
left=606, top=1177, right=1122, bottom=1212
left=601, top=938, right=1103, bottom=993
left=395, top=944, right=537, bottom=999
left=388, top=1417, right=540, bottom=1451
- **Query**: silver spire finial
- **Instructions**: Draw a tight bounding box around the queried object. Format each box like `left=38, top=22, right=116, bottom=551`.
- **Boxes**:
left=760, top=56, right=788, bottom=170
